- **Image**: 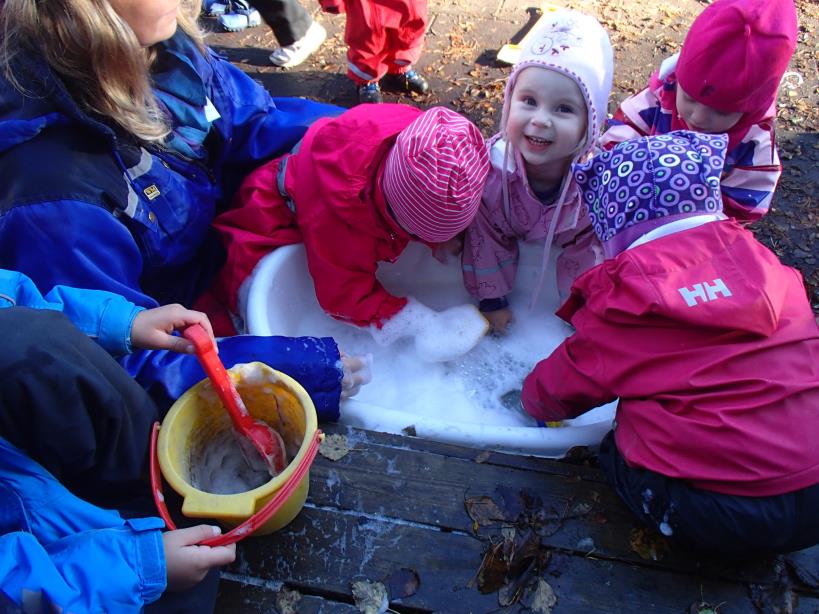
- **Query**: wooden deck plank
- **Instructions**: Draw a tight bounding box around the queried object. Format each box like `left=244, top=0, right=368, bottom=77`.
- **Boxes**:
left=213, top=425, right=819, bottom=612
left=225, top=505, right=819, bottom=613
left=217, top=576, right=360, bottom=613
left=307, top=425, right=819, bottom=588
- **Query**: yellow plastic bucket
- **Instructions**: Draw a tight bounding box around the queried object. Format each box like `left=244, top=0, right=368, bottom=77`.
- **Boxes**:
left=149, top=362, right=324, bottom=545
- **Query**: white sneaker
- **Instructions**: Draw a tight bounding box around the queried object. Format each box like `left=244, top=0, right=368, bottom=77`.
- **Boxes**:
left=269, top=21, right=327, bottom=68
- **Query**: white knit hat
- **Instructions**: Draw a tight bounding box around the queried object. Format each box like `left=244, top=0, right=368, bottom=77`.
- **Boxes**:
left=500, top=7, right=614, bottom=158
left=382, top=107, right=490, bottom=243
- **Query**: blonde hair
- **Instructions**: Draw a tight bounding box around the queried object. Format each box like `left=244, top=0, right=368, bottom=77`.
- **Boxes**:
left=0, top=0, right=205, bottom=142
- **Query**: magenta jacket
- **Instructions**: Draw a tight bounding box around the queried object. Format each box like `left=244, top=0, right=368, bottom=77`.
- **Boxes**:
left=522, top=220, right=819, bottom=497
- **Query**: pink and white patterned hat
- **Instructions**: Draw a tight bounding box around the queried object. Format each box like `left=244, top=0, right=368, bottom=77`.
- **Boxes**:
left=382, top=107, right=490, bottom=243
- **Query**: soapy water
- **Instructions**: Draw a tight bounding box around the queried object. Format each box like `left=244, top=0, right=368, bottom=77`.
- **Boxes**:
left=247, top=241, right=596, bottom=430
left=189, top=364, right=303, bottom=494
left=190, top=428, right=272, bottom=495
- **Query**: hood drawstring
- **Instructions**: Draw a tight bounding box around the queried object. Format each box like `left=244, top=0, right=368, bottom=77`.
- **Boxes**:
left=501, top=139, right=575, bottom=312
left=528, top=174, right=571, bottom=310
left=501, top=140, right=512, bottom=223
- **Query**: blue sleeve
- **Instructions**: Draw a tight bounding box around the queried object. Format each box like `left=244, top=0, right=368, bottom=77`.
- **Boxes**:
left=121, top=333, right=344, bottom=421
left=0, top=526, right=165, bottom=613
left=206, top=47, right=342, bottom=167
left=0, top=202, right=344, bottom=419
left=0, top=269, right=142, bottom=355
left=0, top=439, right=166, bottom=612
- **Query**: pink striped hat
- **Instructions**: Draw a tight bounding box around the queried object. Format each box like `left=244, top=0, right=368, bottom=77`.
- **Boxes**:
left=382, top=107, right=489, bottom=243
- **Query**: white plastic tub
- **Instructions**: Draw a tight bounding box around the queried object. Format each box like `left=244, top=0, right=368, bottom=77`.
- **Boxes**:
left=243, top=241, right=615, bottom=457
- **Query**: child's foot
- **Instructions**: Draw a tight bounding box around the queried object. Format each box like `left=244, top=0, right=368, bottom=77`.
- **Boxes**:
left=403, top=69, right=430, bottom=94
left=269, top=22, right=327, bottom=68
left=218, top=8, right=261, bottom=31
left=382, top=69, right=430, bottom=95
left=358, top=82, right=383, bottom=104
left=204, top=0, right=227, bottom=15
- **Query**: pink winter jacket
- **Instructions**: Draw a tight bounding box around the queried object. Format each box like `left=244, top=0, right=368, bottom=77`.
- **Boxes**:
left=462, top=135, right=603, bottom=302
left=522, top=220, right=819, bottom=497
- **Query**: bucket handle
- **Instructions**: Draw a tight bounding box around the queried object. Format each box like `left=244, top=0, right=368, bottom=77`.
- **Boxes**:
left=149, top=421, right=324, bottom=547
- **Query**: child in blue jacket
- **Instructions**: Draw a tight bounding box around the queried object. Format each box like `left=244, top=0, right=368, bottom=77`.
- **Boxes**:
left=0, top=271, right=235, bottom=612
left=0, top=0, right=354, bottom=421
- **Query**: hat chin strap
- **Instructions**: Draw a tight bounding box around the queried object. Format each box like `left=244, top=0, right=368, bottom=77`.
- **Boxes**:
left=524, top=135, right=591, bottom=311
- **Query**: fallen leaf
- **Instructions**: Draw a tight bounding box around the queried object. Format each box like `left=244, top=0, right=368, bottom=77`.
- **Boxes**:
left=505, top=529, right=542, bottom=580
left=474, top=450, right=492, bottom=463
left=498, top=579, right=526, bottom=607
left=351, top=580, right=389, bottom=614
left=319, top=433, right=351, bottom=460
left=493, top=485, right=529, bottom=521
left=465, top=496, right=506, bottom=527
left=275, top=587, right=301, bottom=614
left=400, top=425, right=417, bottom=437
left=476, top=541, right=508, bottom=594
left=384, top=568, right=420, bottom=599
left=629, top=527, right=669, bottom=561
left=476, top=529, right=544, bottom=596
left=526, top=578, right=558, bottom=613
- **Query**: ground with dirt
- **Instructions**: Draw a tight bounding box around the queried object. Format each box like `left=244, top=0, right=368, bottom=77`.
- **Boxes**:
left=206, top=0, right=818, bottom=312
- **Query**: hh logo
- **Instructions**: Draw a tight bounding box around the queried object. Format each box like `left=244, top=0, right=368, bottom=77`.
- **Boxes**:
left=678, top=278, right=732, bottom=307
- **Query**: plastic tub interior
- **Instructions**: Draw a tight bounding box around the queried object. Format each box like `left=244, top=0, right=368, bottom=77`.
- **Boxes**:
left=243, top=241, right=615, bottom=458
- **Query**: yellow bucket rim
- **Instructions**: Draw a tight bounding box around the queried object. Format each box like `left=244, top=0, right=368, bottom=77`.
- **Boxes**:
left=157, top=362, right=318, bottom=507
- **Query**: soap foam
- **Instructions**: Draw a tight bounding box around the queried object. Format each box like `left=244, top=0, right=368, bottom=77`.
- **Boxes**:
left=281, top=242, right=574, bottom=427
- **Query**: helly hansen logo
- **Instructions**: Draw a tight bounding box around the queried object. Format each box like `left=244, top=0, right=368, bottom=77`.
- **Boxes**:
left=678, top=278, right=732, bottom=307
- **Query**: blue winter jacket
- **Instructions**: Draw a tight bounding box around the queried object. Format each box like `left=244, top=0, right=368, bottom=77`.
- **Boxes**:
left=0, top=268, right=144, bottom=355
left=0, top=437, right=166, bottom=612
left=0, top=31, right=344, bottom=418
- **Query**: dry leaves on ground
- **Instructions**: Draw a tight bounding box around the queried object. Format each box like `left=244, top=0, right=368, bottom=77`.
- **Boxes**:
left=319, top=433, right=351, bottom=460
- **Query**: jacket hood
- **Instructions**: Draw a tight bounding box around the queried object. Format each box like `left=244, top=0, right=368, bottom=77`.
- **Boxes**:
left=562, top=220, right=790, bottom=336
left=500, top=7, right=613, bottom=160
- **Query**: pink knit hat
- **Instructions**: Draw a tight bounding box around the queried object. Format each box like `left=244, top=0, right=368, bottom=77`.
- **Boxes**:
left=676, top=0, right=798, bottom=115
left=382, top=107, right=489, bottom=243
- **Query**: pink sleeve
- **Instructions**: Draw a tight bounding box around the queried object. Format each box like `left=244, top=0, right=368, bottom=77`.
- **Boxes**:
left=599, top=87, right=658, bottom=150
left=521, top=333, right=616, bottom=422
left=461, top=201, right=519, bottom=301
left=720, top=125, right=782, bottom=223
left=301, top=219, right=407, bottom=328
left=556, top=227, right=604, bottom=301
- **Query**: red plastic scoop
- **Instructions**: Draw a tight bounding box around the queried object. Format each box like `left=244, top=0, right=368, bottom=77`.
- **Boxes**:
left=183, top=324, right=286, bottom=476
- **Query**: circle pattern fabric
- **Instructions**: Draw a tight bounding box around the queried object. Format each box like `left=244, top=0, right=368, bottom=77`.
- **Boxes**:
left=573, top=131, right=728, bottom=243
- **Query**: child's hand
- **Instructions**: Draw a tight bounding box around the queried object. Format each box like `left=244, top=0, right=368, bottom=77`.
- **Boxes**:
left=338, top=349, right=373, bottom=399
left=162, top=525, right=236, bottom=592
left=131, top=304, right=215, bottom=353
left=483, top=307, right=513, bottom=335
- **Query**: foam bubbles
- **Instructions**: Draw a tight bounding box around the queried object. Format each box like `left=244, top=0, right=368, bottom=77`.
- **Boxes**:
left=190, top=428, right=271, bottom=494
left=277, top=241, right=574, bottom=428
